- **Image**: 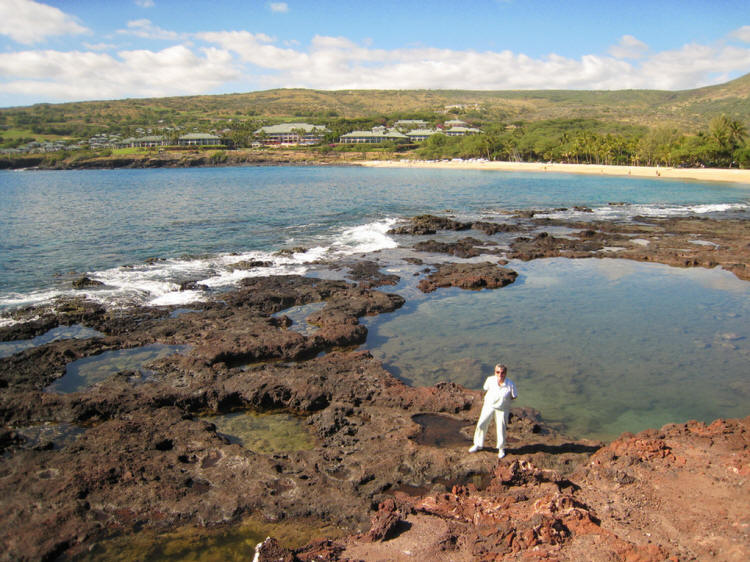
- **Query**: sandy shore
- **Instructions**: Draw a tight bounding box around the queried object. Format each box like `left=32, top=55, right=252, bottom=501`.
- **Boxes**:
left=360, top=159, right=750, bottom=185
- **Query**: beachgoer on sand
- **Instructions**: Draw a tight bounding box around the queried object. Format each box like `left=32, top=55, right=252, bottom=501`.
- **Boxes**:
left=468, top=363, right=517, bottom=458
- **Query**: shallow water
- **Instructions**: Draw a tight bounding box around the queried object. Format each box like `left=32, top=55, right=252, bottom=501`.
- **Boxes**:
left=363, top=258, right=750, bottom=440
left=46, top=344, right=188, bottom=394
left=0, top=324, right=103, bottom=358
left=7, top=422, right=85, bottom=451
left=205, top=411, right=316, bottom=454
left=272, top=302, right=327, bottom=336
left=2, top=166, right=749, bottom=439
left=2, top=166, right=749, bottom=307
left=74, top=516, right=344, bottom=562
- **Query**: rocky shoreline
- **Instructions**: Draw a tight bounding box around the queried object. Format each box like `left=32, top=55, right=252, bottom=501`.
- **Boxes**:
left=1, top=213, right=748, bottom=560
left=0, top=149, right=370, bottom=171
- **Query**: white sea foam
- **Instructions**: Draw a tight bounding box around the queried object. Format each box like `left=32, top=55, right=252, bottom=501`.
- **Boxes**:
left=535, top=202, right=749, bottom=220
left=0, top=218, right=400, bottom=322
left=331, top=219, right=399, bottom=254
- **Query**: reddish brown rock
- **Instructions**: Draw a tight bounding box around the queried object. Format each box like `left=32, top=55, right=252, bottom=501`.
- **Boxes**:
left=418, top=262, right=518, bottom=293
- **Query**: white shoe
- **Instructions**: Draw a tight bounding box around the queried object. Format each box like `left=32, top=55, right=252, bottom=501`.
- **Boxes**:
left=468, top=445, right=480, bottom=453
left=498, top=449, right=506, bottom=459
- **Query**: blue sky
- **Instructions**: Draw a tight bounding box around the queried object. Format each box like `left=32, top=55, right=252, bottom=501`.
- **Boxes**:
left=1, top=0, right=749, bottom=107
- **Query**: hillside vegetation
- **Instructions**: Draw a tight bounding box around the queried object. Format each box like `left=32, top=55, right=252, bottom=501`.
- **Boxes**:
left=1, top=73, right=748, bottom=168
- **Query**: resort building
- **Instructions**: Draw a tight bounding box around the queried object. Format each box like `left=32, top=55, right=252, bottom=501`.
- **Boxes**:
left=339, top=129, right=409, bottom=144
left=444, top=126, right=482, bottom=137
left=254, top=123, right=330, bottom=146
left=444, top=119, right=469, bottom=128
left=405, top=129, right=440, bottom=142
left=118, top=135, right=167, bottom=148
left=177, top=133, right=223, bottom=146
left=393, top=119, right=429, bottom=131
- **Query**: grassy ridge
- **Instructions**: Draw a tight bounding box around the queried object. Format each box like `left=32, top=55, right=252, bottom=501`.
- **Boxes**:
left=1, top=74, right=749, bottom=141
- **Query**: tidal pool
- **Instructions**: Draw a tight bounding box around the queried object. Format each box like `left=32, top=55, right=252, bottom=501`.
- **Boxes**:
left=362, top=258, right=750, bottom=440
left=6, top=422, right=85, bottom=453
left=74, top=516, right=344, bottom=561
left=0, top=324, right=103, bottom=358
left=272, top=302, right=326, bottom=336
left=46, top=344, right=188, bottom=394
left=205, top=411, right=316, bottom=454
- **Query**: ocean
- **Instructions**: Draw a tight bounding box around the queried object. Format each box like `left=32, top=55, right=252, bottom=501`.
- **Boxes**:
left=1, top=165, right=749, bottom=439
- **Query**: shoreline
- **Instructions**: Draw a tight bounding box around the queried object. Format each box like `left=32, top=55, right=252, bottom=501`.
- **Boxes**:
left=360, top=159, right=750, bottom=185
left=3, top=149, right=750, bottom=185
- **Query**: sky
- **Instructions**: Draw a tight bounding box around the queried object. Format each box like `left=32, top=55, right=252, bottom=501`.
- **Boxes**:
left=1, top=0, right=749, bottom=108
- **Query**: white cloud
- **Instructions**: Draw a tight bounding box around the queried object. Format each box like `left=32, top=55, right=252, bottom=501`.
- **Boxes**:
left=196, top=33, right=750, bottom=92
left=118, top=19, right=181, bottom=41
left=0, top=46, right=239, bottom=101
left=0, top=0, right=89, bottom=45
left=135, top=0, right=155, bottom=7
left=3, top=25, right=750, bottom=105
left=637, top=43, right=750, bottom=89
left=730, top=25, right=750, bottom=43
left=608, top=35, right=649, bottom=59
left=83, top=42, right=118, bottom=51
left=269, top=2, right=289, bottom=13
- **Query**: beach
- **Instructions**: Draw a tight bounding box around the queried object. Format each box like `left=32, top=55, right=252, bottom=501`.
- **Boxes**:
left=361, top=159, right=750, bottom=184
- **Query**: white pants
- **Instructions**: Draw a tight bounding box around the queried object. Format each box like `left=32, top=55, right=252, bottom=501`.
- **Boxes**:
left=473, top=406, right=509, bottom=450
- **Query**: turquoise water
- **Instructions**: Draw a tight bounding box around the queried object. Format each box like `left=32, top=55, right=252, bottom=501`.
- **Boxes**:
left=2, top=166, right=749, bottom=438
left=362, top=258, right=749, bottom=439
left=1, top=166, right=748, bottom=299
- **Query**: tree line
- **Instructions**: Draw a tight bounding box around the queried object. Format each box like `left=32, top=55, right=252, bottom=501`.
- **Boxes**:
left=416, top=116, right=749, bottom=168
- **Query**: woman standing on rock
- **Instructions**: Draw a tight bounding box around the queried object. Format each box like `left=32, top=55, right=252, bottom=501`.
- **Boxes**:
left=468, top=364, right=517, bottom=458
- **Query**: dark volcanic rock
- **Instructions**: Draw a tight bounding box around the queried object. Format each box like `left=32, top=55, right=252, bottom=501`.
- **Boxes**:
left=418, top=262, right=518, bottom=293
left=72, top=276, right=104, bottom=289
left=471, top=220, right=525, bottom=235
left=346, top=261, right=400, bottom=288
left=413, top=237, right=488, bottom=258
left=389, top=214, right=472, bottom=235
left=178, top=280, right=209, bottom=291
left=226, top=260, right=273, bottom=271
left=509, top=231, right=605, bottom=260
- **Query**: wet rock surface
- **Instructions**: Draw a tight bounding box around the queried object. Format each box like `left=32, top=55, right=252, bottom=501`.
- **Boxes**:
left=1, top=214, right=749, bottom=560
left=513, top=216, right=750, bottom=280
left=418, top=262, right=518, bottom=293
left=395, top=213, right=750, bottom=281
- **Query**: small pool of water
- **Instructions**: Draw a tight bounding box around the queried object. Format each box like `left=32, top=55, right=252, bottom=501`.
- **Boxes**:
left=205, top=411, right=316, bottom=454
left=0, top=324, right=103, bottom=358
left=411, top=413, right=473, bottom=448
left=73, top=515, right=345, bottom=561
left=362, top=258, right=750, bottom=441
left=272, top=302, right=327, bottom=336
left=6, top=422, right=85, bottom=452
left=46, top=344, right=188, bottom=394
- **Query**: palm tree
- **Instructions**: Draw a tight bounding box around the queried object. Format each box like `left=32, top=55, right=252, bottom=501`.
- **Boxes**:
left=728, top=119, right=747, bottom=149
left=709, top=115, right=731, bottom=150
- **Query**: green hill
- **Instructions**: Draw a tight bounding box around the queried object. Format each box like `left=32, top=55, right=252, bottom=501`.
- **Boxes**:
left=1, top=74, right=749, bottom=142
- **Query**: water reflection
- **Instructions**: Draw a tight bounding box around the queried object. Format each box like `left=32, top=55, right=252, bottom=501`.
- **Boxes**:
left=74, top=516, right=344, bottom=561
left=0, top=324, right=103, bottom=358
left=272, top=302, right=326, bottom=336
left=363, top=258, right=750, bottom=440
left=205, top=411, right=316, bottom=454
left=6, top=422, right=85, bottom=452
left=46, top=344, right=188, bottom=394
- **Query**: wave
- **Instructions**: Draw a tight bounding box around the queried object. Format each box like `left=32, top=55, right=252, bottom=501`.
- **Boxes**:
left=0, top=218, right=400, bottom=322
left=531, top=202, right=749, bottom=220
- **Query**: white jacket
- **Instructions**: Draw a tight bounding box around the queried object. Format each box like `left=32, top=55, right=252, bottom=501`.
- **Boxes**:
left=482, top=375, right=517, bottom=411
